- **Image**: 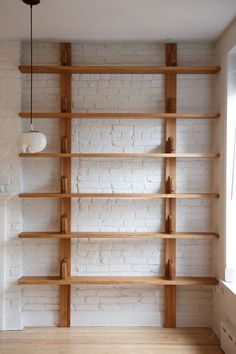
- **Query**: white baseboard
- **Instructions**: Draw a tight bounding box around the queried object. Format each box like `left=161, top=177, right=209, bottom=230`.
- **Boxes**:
left=22, top=311, right=212, bottom=328
left=176, top=313, right=212, bottom=327
left=23, top=311, right=58, bottom=327
left=4, top=316, right=23, bottom=330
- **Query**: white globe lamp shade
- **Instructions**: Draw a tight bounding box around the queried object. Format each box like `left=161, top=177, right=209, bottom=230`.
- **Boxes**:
left=18, top=130, right=47, bottom=153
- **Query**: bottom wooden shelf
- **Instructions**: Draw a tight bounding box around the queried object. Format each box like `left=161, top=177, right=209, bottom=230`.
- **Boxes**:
left=18, top=276, right=218, bottom=286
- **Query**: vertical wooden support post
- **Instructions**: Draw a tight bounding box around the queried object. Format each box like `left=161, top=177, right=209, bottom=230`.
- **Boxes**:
left=164, top=43, right=177, bottom=328
left=59, top=43, right=71, bottom=327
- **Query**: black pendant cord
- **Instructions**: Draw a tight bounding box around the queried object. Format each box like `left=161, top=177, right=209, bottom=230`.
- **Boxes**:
left=30, top=4, right=33, bottom=130
left=22, top=0, right=40, bottom=130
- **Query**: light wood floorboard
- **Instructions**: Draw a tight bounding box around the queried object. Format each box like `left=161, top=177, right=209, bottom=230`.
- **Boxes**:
left=0, top=327, right=223, bottom=354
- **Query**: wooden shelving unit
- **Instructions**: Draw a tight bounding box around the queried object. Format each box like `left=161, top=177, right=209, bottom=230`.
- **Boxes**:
left=18, top=42, right=220, bottom=328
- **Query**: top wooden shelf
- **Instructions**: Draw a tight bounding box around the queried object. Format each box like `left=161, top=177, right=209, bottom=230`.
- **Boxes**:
left=19, top=65, right=220, bottom=75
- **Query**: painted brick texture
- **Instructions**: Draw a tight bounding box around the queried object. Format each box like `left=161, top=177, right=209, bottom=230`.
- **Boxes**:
left=19, top=42, right=217, bottom=326
left=0, top=40, right=22, bottom=329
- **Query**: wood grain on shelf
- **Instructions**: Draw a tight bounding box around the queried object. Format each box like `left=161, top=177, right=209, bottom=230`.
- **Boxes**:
left=18, top=275, right=219, bottom=286
left=19, top=65, right=220, bottom=74
left=18, top=192, right=220, bottom=199
left=19, top=152, right=220, bottom=158
left=19, top=112, right=220, bottom=119
left=18, top=231, right=219, bottom=239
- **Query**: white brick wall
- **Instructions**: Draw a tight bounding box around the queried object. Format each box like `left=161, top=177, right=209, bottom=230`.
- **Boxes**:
left=0, top=40, right=22, bottom=329
left=19, top=42, right=217, bottom=327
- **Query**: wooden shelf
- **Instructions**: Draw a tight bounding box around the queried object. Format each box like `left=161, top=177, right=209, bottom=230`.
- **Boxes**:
left=18, top=193, right=220, bottom=199
left=18, top=231, right=219, bottom=239
left=19, top=152, right=220, bottom=158
left=18, top=275, right=218, bottom=286
left=19, top=65, right=220, bottom=75
left=19, top=112, right=220, bottom=119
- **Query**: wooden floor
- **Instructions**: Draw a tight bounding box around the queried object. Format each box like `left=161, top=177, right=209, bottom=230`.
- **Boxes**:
left=0, top=327, right=223, bottom=354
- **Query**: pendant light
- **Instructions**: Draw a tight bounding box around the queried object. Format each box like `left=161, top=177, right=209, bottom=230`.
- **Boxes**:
left=18, top=0, right=47, bottom=153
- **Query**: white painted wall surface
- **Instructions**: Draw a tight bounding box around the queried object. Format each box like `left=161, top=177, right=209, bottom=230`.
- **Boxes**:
left=213, top=22, right=236, bottom=338
left=0, top=40, right=22, bottom=330
left=19, top=42, right=217, bottom=327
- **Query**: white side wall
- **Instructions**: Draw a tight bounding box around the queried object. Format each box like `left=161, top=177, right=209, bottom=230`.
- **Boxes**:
left=0, top=40, right=22, bottom=330
left=19, top=42, right=217, bottom=327
left=213, top=21, right=236, bottom=337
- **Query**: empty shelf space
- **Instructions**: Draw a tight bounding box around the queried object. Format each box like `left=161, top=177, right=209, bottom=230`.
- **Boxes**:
left=19, top=65, right=221, bottom=74
left=19, top=152, right=220, bottom=158
left=18, top=193, right=220, bottom=199
left=18, top=276, right=219, bottom=286
left=19, top=112, right=220, bottom=119
left=18, top=231, right=219, bottom=239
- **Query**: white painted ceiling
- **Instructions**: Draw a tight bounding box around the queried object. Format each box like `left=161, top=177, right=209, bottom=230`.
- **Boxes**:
left=0, top=0, right=236, bottom=42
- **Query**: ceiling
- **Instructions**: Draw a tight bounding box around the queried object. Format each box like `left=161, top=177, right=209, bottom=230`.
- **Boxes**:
left=0, top=0, right=236, bottom=42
